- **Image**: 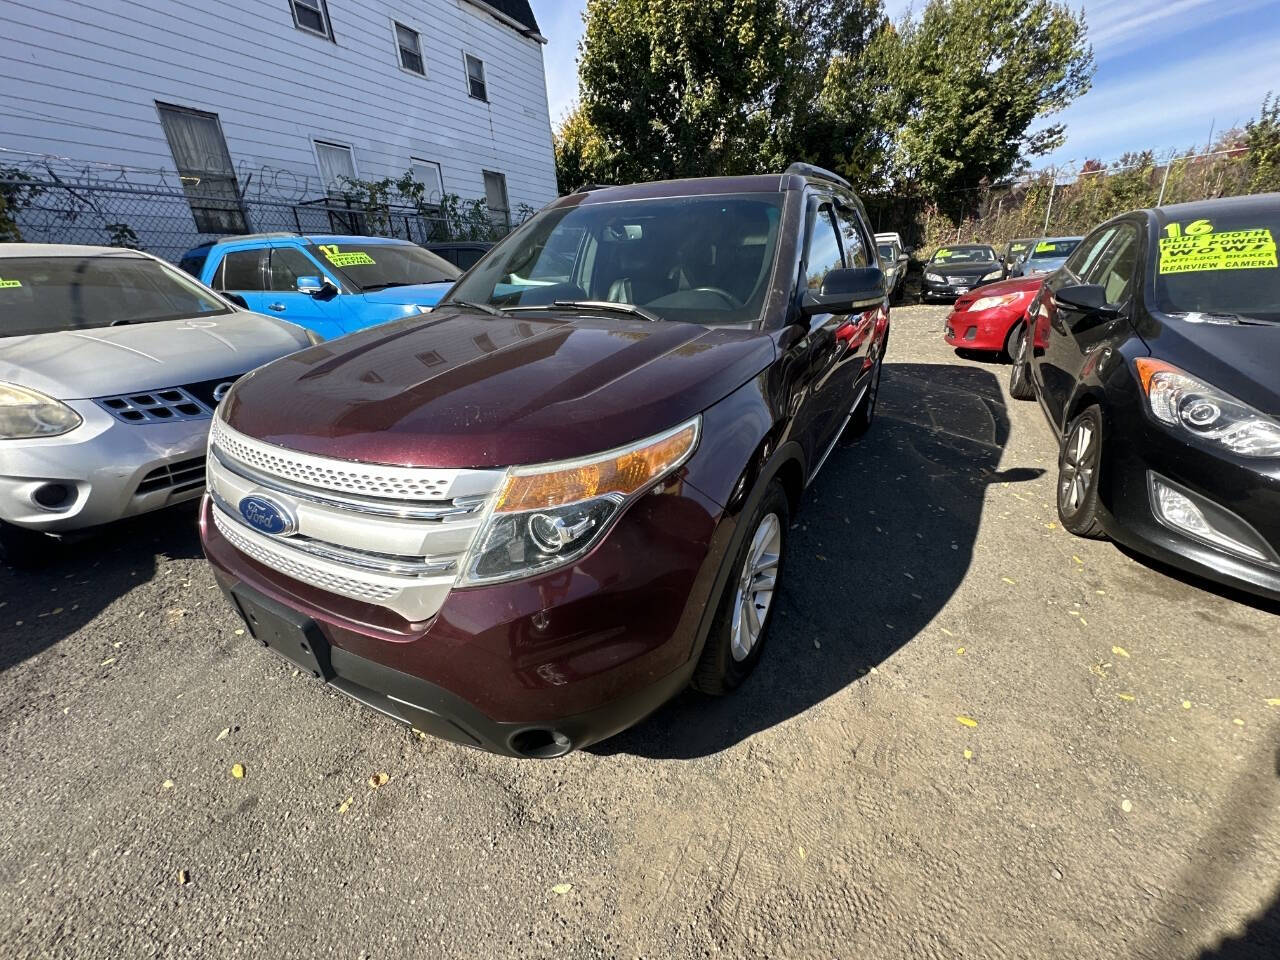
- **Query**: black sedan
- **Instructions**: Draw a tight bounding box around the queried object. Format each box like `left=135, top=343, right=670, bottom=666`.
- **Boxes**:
left=922, top=244, right=1004, bottom=301
left=1008, top=194, right=1280, bottom=601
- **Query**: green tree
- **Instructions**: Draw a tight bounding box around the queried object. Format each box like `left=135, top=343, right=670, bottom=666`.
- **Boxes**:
left=1243, top=92, right=1280, bottom=193
left=872, top=0, right=1093, bottom=215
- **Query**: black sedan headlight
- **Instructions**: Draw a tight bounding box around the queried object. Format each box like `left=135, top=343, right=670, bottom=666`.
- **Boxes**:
left=1136, top=359, right=1280, bottom=457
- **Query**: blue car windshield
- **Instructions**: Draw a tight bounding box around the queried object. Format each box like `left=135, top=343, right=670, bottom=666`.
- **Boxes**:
left=306, top=243, right=459, bottom=291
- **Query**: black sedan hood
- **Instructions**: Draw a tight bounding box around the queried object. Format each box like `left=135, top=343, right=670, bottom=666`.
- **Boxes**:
left=930, top=262, right=999, bottom=278
left=1141, top=312, right=1280, bottom=416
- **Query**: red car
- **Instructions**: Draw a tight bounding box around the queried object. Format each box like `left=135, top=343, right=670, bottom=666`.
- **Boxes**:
left=944, top=275, right=1043, bottom=357
left=199, top=165, right=891, bottom=757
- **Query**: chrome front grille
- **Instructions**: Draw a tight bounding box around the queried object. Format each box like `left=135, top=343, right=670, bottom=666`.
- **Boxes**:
left=207, top=418, right=504, bottom=620
left=98, top=386, right=211, bottom=423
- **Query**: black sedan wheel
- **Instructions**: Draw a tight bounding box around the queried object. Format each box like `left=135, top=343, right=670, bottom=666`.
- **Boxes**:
left=1057, top=406, right=1107, bottom=539
left=1008, top=323, right=1035, bottom=400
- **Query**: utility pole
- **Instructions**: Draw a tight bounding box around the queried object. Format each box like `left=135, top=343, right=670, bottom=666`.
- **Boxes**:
left=1042, top=167, right=1057, bottom=235
left=1157, top=155, right=1172, bottom=207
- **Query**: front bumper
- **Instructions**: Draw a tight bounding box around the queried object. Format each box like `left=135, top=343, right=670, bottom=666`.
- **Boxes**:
left=944, top=305, right=1022, bottom=350
left=1097, top=398, right=1280, bottom=603
left=200, top=476, right=731, bottom=756
left=0, top=400, right=209, bottom=533
left=923, top=276, right=992, bottom=301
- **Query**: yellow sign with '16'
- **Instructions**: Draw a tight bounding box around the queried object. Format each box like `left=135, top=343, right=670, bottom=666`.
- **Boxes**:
left=1158, top=219, right=1277, bottom=274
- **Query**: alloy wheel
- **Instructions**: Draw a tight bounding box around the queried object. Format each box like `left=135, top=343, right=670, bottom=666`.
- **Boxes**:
left=1011, top=327, right=1029, bottom=391
left=1059, top=419, right=1097, bottom=515
left=730, top=512, right=782, bottom=662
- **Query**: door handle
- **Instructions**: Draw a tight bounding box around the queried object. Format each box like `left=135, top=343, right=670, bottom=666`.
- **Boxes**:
left=267, top=302, right=286, bottom=312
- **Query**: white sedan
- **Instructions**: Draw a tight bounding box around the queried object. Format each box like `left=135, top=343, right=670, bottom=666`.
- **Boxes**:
left=0, top=244, right=320, bottom=564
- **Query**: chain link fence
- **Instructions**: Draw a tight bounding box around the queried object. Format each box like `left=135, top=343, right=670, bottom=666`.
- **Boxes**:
left=0, top=177, right=515, bottom=264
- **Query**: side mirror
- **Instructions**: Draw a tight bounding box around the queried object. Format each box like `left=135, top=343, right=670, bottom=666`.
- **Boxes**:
left=296, top=275, right=324, bottom=295
left=224, top=292, right=249, bottom=309
left=801, top=266, right=885, bottom=317
left=1053, top=283, right=1119, bottom=317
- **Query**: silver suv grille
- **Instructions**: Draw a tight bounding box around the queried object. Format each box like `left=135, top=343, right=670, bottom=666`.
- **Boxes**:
left=206, top=418, right=503, bottom=621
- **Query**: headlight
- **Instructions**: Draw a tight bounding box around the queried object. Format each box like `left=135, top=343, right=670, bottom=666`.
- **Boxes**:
left=0, top=382, right=82, bottom=440
left=1135, top=359, right=1280, bottom=457
left=461, top=417, right=701, bottom=584
left=981, top=269, right=1003, bottom=281
left=304, top=329, right=325, bottom=346
left=969, top=293, right=1024, bottom=312
left=926, top=272, right=944, bottom=283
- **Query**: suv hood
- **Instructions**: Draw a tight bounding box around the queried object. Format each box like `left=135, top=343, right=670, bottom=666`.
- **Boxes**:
left=221, top=307, right=776, bottom=468
left=360, top=282, right=454, bottom=308
left=0, top=311, right=308, bottom=400
left=1141, top=313, right=1280, bottom=416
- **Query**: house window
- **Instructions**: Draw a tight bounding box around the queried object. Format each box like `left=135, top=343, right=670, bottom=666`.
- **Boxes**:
left=156, top=102, right=248, bottom=235
left=410, top=159, right=444, bottom=202
left=314, top=140, right=357, bottom=194
left=395, top=22, right=424, bottom=75
left=464, top=54, right=487, bottom=102
left=289, top=0, right=332, bottom=39
left=483, top=170, right=509, bottom=228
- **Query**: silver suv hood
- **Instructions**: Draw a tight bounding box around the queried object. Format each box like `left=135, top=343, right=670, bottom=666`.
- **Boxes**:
left=0, top=311, right=309, bottom=400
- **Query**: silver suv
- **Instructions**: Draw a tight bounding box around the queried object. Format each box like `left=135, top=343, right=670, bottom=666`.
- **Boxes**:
left=0, top=244, right=318, bottom=564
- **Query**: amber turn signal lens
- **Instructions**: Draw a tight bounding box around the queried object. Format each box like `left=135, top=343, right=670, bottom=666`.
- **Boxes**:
left=495, top=420, right=700, bottom=513
left=1134, top=357, right=1181, bottom=394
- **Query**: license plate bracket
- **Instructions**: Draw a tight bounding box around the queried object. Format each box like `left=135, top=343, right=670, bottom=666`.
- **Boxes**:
left=230, top=584, right=334, bottom=680
left=954, top=286, right=970, bottom=294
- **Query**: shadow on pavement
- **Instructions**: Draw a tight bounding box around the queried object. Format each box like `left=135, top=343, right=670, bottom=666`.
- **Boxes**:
left=598, top=361, right=1044, bottom=759
left=0, top=503, right=203, bottom=673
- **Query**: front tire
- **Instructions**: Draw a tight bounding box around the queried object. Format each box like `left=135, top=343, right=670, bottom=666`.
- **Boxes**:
left=1008, top=322, right=1035, bottom=400
left=692, top=480, right=789, bottom=695
left=1057, top=406, right=1107, bottom=539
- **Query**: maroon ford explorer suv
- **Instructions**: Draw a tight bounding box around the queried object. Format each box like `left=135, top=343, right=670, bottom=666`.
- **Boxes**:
left=200, top=164, right=891, bottom=757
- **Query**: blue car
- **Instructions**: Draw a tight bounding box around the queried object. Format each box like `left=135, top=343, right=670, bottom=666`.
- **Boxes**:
left=178, top=234, right=461, bottom=339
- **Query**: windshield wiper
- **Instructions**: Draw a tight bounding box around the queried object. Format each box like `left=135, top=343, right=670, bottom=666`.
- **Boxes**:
left=549, top=300, right=663, bottom=323
left=360, top=281, right=413, bottom=291
left=447, top=299, right=507, bottom=317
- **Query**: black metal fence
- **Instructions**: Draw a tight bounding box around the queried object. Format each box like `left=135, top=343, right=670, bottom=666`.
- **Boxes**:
left=0, top=178, right=512, bottom=264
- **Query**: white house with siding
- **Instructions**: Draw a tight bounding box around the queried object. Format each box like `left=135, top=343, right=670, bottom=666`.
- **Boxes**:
left=0, top=0, right=557, bottom=253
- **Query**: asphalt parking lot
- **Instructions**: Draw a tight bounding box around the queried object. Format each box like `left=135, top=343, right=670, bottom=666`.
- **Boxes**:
left=3, top=302, right=1278, bottom=960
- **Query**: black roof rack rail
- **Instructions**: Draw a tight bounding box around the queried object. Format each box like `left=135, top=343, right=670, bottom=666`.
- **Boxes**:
left=784, top=162, right=851, bottom=189
left=574, top=183, right=614, bottom=193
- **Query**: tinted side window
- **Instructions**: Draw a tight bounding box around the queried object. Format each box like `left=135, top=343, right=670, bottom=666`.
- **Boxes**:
left=456, top=248, right=485, bottom=270
left=219, top=249, right=264, bottom=291
left=1065, top=227, right=1116, bottom=279
left=805, top=205, right=844, bottom=291
left=268, top=247, right=320, bottom=291
left=835, top=205, right=869, bottom=268
left=1086, top=224, right=1140, bottom=305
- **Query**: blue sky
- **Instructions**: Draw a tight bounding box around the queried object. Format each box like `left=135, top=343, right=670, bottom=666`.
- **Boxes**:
left=528, top=0, right=1279, bottom=171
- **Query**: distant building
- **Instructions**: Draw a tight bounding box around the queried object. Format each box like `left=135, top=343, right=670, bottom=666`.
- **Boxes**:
left=0, top=0, right=556, bottom=254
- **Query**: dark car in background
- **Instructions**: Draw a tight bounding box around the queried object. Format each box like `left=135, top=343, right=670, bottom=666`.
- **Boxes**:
left=1008, top=194, right=1280, bottom=602
left=922, top=244, right=1003, bottom=301
left=199, top=164, right=891, bottom=757
left=1008, top=236, right=1083, bottom=278
left=1001, top=238, right=1036, bottom=276
left=424, top=241, right=493, bottom=271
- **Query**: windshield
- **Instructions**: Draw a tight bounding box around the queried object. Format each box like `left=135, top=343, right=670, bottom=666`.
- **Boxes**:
left=0, top=254, right=231, bottom=337
left=877, top=244, right=896, bottom=261
left=445, top=192, right=785, bottom=325
left=1153, top=209, right=1280, bottom=322
left=930, top=245, right=996, bottom=264
left=1028, top=238, right=1081, bottom=261
left=306, top=242, right=459, bottom=291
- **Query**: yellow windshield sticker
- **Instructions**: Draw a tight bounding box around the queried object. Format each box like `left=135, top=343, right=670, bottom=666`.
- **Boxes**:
left=935, top=248, right=953, bottom=258
left=1035, top=241, right=1055, bottom=253
left=1158, top=221, right=1276, bottom=275
left=318, top=244, right=376, bottom=268
left=0, top=277, right=21, bottom=289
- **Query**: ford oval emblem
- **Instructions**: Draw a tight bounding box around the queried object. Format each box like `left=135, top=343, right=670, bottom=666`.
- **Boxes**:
left=239, top=494, right=297, bottom=537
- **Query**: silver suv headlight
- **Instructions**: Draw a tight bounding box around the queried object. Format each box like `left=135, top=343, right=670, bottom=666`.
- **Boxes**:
left=1136, top=359, right=1280, bottom=458
left=0, top=382, right=83, bottom=439
left=460, top=417, right=701, bottom=585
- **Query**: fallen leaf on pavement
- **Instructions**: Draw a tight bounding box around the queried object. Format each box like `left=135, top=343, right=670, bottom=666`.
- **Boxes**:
left=956, top=647, right=965, bottom=655
left=1181, top=701, right=1192, bottom=710
left=956, top=715, right=978, bottom=728
left=1121, top=799, right=1132, bottom=813
left=963, top=748, right=973, bottom=760
left=1001, top=577, right=1016, bottom=585
left=177, top=870, right=189, bottom=885
left=101, top=658, right=116, bottom=666
left=1112, top=646, right=1130, bottom=658
left=337, top=796, right=353, bottom=814
left=940, top=627, right=955, bottom=637
left=1117, top=693, right=1135, bottom=702
left=1267, top=699, right=1280, bottom=708
left=552, top=883, right=573, bottom=895
left=233, top=629, right=244, bottom=636
left=797, top=846, right=806, bottom=860
left=231, top=763, right=245, bottom=779
left=1233, top=718, right=1244, bottom=726
left=162, top=779, right=175, bottom=790
left=215, top=727, right=230, bottom=742
left=1072, top=555, right=1083, bottom=565
left=368, top=772, right=389, bottom=789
